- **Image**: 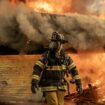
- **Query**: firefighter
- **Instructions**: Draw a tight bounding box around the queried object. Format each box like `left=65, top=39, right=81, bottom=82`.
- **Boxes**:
left=31, top=31, right=82, bottom=105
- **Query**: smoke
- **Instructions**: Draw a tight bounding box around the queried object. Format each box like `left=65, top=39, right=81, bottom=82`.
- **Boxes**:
left=71, top=0, right=105, bottom=15
left=70, top=0, right=95, bottom=14
left=0, top=0, right=26, bottom=51
left=0, top=0, right=105, bottom=54
left=89, top=0, right=105, bottom=15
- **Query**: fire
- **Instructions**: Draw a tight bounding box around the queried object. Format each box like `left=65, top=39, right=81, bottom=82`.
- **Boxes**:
left=26, top=0, right=71, bottom=14
left=98, top=14, right=105, bottom=20
left=9, top=0, right=105, bottom=19
left=25, top=0, right=105, bottom=20
left=9, top=0, right=72, bottom=14
left=93, top=80, right=101, bottom=86
left=9, top=0, right=16, bottom=6
left=70, top=53, right=105, bottom=102
left=28, top=1, right=54, bottom=13
left=71, top=52, right=105, bottom=85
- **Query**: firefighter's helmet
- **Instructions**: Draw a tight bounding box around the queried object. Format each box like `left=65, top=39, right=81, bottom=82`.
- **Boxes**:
left=51, top=32, right=68, bottom=43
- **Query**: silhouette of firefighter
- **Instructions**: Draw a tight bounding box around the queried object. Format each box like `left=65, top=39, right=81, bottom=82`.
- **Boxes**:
left=31, top=31, right=83, bottom=105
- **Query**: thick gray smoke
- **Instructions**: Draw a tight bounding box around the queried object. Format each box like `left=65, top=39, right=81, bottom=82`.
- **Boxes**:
left=0, top=0, right=105, bottom=54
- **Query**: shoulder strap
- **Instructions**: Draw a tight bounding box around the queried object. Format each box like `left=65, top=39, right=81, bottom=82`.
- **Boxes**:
left=41, top=51, right=49, bottom=70
left=45, top=51, right=49, bottom=66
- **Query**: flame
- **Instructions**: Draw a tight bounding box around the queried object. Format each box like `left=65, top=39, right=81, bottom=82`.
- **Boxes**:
left=25, top=0, right=72, bottom=14
left=9, top=0, right=105, bottom=20
left=98, top=14, right=105, bottom=20
left=28, top=1, right=54, bottom=13
left=69, top=53, right=105, bottom=102
left=9, top=0, right=16, bottom=6
left=93, top=80, right=101, bottom=86
left=26, top=0, right=105, bottom=20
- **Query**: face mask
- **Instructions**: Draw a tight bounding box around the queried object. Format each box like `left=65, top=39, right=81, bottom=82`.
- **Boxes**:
left=49, top=41, right=61, bottom=51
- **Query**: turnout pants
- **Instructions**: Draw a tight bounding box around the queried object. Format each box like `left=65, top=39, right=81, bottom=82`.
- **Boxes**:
left=45, top=90, right=65, bottom=105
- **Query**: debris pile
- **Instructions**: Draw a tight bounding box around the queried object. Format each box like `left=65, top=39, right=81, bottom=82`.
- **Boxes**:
left=65, top=84, right=105, bottom=105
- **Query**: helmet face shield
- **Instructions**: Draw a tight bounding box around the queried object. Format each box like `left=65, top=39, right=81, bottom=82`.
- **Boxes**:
left=49, top=41, right=62, bottom=52
left=49, top=31, right=68, bottom=53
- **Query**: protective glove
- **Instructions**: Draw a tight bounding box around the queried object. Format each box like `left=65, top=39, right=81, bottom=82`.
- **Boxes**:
left=75, top=79, right=83, bottom=94
left=31, top=79, right=39, bottom=94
